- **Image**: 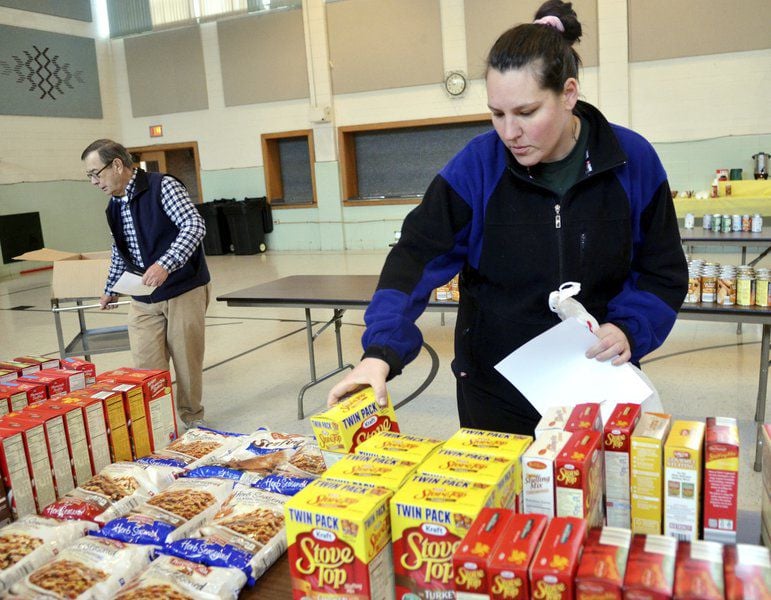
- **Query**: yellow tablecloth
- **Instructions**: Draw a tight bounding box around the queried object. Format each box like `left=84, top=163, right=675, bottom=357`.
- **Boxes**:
left=673, top=181, right=771, bottom=217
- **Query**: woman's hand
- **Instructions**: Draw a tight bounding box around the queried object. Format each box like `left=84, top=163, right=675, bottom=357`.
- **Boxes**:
left=327, top=358, right=391, bottom=407
left=585, top=323, right=631, bottom=366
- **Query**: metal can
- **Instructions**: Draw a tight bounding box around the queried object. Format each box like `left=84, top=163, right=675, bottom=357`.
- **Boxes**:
left=731, top=214, right=742, bottom=232
left=737, top=275, right=754, bottom=306
left=756, top=275, right=770, bottom=307
left=712, top=214, right=722, bottom=232
left=703, top=214, right=713, bottom=229
left=686, top=274, right=701, bottom=303
left=684, top=213, right=695, bottom=229
left=701, top=274, right=718, bottom=303
left=742, top=214, right=751, bottom=232
left=722, top=214, right=732, bottom=233
left=752, top=214, right=763, bottom=233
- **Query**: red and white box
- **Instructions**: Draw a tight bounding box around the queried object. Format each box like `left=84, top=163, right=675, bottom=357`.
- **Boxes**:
left=0, top=426, right=36, bottom=519
left=59, top=357, right=97, bottom=386
left=0, top=414, right=56, bottom=512
left=703, top=416, right=739, bottom=544
left=38, top=368, right=86, bottom=393
left=59, top=394, right=111, bottom=475
left=17, top=372, right=68, bottom=400
left=603, top=403, right=641, bottom=529
left=97, top=368, right=178, bottom=451
left=453, top=507, right=514, bottom=598
left=65, top=388, right=132, bottom=463
left=673, top=540, right=724, bottom=600
left=534, top=406, right=571, bottom=438
left=529, top=516, right=587, bottom=600
left=14, top=355, right=59, bottom=370
left=555, top=430, right=603, bottom=527
left=0, top=360, right=40, bottom=377
left=575, top=527, right=632, bottom=600
left=488, top=513, right=548, bottom=600
left=20, top=406, right=76, bottom=498
left=0, top=380, right=48, bottom=409
left=0, top=370, right=17, bottom=384
left=521, top=431, right=572, bottom=518
left=724, top=543, right=771, bottom=600
left=565, top=403, right=603, bottom=433
left=623, top=534, right=677, bottom=599
left=24, top=400, right=92, bottom=487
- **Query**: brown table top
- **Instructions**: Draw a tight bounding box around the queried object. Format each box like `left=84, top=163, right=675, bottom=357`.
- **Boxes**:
left=241, top=554, right=291, bottom=599
left=679, top=226, right=771, bottom=243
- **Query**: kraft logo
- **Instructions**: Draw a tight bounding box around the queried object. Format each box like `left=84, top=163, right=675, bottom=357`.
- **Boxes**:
left=422, top=523, right=447, bottom=536
left=363, top=415, right=377, bottom=429
left=313, top=529, right=336, bottom=543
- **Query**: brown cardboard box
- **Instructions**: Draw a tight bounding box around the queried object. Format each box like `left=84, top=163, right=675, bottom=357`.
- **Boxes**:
left=13, top=249, right=111, bottom=299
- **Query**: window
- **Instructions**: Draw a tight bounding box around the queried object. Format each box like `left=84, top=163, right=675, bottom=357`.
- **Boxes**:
left=261, top=130, right=316, bottom=207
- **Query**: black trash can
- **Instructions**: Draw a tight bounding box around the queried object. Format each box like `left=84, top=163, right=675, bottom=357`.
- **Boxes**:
left=222, top=200, right=267, bottom=254
left=197, top=199, right=233, bottom=255
left=243, top=197, right=273, bottom=233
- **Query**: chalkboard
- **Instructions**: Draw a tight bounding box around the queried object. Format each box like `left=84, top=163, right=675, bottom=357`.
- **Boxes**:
left=354, top=121, right=492, bottom=199
left=276, top=137, right=313, bottom=204
left=0, top=212, right=43, bottom=264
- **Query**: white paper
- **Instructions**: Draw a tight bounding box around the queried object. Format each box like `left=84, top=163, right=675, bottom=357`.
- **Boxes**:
left=494, top=318, right=653, bottom=423
left=112, top=271, right=156, bottom=296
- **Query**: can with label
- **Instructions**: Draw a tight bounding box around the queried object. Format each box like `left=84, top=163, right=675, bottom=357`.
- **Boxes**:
left=701, top=265, right=718, bottom=303
left=737, top=275, right=754, bottom=307
left=684, top=213, right=695, bottom=229
left=756, top=274, right=770, bottom=308
left=742, top=215, right=751, bottom=232
left=731, top=214, right=742, bottom=232
left=722, top=214, right=732, bottom=233
left=703, top=214, right=713, bottom=230
left=752, top=214, right=763, bottom=233
left=712, top=214, right=722, bottom=232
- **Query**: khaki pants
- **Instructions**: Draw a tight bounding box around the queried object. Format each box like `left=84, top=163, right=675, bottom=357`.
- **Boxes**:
left=128, top=283, right=211, bottom=424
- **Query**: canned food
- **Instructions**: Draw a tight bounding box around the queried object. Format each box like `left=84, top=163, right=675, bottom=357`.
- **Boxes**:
left=712, top=214, right=722, bottom=232
left=701, top=274, right=718, bottom=303
left=703, top=214, right=713, bottom=229
left=732, top=214, right=742, bottom=232
left=752, top=214, right=763, bottom=233
left=756, top=277, right=770, bottom=308
left=737, top=275, right=754, bottom=307
left=742, top=215, right=751, bottom=232
left=684, top=213, right=695, bottom=229
left=717, top=277, right=736, bottom=305
left=722, top=216, right=731, bottom=233
left=686, top=275, right=701, bottom=303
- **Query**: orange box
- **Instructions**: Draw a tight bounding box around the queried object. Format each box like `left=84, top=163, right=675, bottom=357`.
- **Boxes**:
left=521, top=431, right=572, bottom=517
left=452, top=508, right=515, bottom=597
left=488, top=513, right=548, bottom=600
left=575, top=527, right=632, bottom=600
left=0, top=361, right=40, bottom=377
left=604, top=403, right=642, bottom=529
left=0, top=380, right=48, bottom=409
left=97, top=368, right=177, bottom=451
left=0, top=426, right=36, bottom=519
left=14, top=355, right=59, bottom=370
left=622, top=534, right=677, bottom=600
left=60, top=357, right=97, bottom=386
left=703, top=416, right=739, bottom=544
left=673, top=540, right=724, bottom=600
left=18, top=372, right=68, bottom=400
left=38, top=368, right=86, bottom=393
left=565, top=403, right=603, bottom=433
left=24, top=400, right=92, bottom=487
left=16, top=406, right=75, bottom=498
left=664, top=420, right=705, bottom=542
left=630, top=412, right=672, bottom=535
left=66, top=388, right=131, bottom=463
left=88, top=381, right=151, bottom=460
left=529, top=516, right=587, bottom=600
left=555, top=430, right=603, bottom=527
left=58, top=394, right=111, bottom=475
left=0, top=414, right=56, bottom=512
left=724, top=543, right=771, bottom=600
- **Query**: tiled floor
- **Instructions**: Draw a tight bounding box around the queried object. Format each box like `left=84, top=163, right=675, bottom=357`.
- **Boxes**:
left=0, top=247, right=767, bottom=541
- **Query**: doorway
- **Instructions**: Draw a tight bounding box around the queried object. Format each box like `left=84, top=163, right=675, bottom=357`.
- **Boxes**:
left=128, top=142, right=202, bottom=203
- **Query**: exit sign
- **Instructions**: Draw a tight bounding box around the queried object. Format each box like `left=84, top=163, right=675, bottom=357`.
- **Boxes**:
left=149, top=125, right=163, bottom=137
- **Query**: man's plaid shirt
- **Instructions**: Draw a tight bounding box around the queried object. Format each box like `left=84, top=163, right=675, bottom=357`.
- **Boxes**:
left=105, top=171, right=206, bottom=295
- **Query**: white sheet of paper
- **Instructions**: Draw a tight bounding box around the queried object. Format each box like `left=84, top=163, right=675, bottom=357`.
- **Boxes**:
left=111, top=271, right=156, bottom=296
left=494, top=318, right=653, bottom=423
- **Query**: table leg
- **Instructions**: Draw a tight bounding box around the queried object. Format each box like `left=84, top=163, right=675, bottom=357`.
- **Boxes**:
left=754, top=323, right=770, bottom=472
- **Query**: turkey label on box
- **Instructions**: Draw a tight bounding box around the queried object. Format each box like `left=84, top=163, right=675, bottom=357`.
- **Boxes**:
left=604, top=403, right=641, bottom=529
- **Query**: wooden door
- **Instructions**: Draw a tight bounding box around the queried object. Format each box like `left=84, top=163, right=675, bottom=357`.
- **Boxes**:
left=138, top=151, right=166, bottom=173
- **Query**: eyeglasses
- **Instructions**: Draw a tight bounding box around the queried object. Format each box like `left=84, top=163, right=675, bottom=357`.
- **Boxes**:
left=86, top=161, right=113, bottom=182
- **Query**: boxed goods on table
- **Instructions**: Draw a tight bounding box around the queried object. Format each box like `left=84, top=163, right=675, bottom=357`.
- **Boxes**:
left=452, top=507, right=514, bottom=598
left=17, top=371, right=68, bottom=400
left=703, top=416, right=739, bottom=544
left=311, top=387, right=399, bottom=465
left=64, top=388, right=132, bottom=463
left=355, top=431, right=443, bottom=465
left=443, top=428, right=531, bottom=512
left=13, top=355, right=59, bottom=371
left=529, top=516, right=587, bottom=600
left=286, top=478, right=393, bottom=600
left=1, top=380, right=47, bottom=408
left=487, top=512, right=548, bottom=600
left=18, top=405, right=75, bottom=498
left=630, top=412, right=672, bottom=534
left=59, top=392, right=112, bottom=475
left=97, top=368, right=177, bottom=451
left=418, top=447, right=518, bottom=508
left=723, top=543, right=771, bottom=600
left=37, top=368, right=86, bottom=394
left=0, top=371, right=16, bottom=384
left=89, top=380, right=152, bottom=460
left=0, top=426, right=36, bottom=519
left=565, top=402, right=603, bottom=433
left=534, top=406, right=571, bottom=438
left=521, top=430, right=572, bottom=517
left=0, top=361, right=40, bottom=378
left=555, top=430, right=603, bottom=527
left=575, top=527, right=631, bottom=600
left=59, top=357, right=96, bottom=386
left=391, top=473, right=494, bottom=598
left=0, top=415, right=56, bottom=512
left=623, top=534, right=677, bottom=599
left=604, top=403, right=641, bottom=529
left=323, top=452, right=417, bottom=492
left=664, top=420, right=705, bottom=542
left=673, top=540, right=724, bottom=600
left=0, top=385, right=26, bottom=415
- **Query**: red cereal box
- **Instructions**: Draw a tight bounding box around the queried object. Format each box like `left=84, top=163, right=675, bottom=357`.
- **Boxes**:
left=453, top=508, right=515, bottom=597
left=0, top=380, right=48, bottom=409
left=38, top=368, right=86, bottom=393
left=0, top=426, right=36, bottom=519
left=97, top=368, right=177, bottom=450
left=0, top=360, right=40, bottom=377
left=58, top=394, right=111, bottom=475
left=0, top=370, right=17, bottom=384
left=0, top=414, right=56, bottom=512
left=673, top=540, right=724, bottom=599
left=565, top=403, right=603, bottom=433
left=0, top=386, right=21, bottom=415
left=529, top=516, right=587, bottom=600
left=555, top=430, right=603, bottom=527
left=703, top=417, right=739, bottom=544
left=623, top=534, right=677, bottom=600
left=60, top=357, right=97, bottom=386
left=18, top=372, right=68, bottom=400
left=14, top=355, right=59, bottom=370
left=604, top=403, right=641, bottom=529
left=488, top=513, right=548, bottom=600
left=17, top=405, right=75, bottom=498
left=575, top=527, right=631, bottom=600
left=724, top=543, right=771, bottom=600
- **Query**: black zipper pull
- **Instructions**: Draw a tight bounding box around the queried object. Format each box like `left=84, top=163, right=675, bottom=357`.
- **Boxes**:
left=555, top=204, right=562, bottom=229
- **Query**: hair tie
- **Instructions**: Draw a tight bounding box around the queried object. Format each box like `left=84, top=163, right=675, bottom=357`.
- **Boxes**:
left=533, top=15, right=565, bottom=32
